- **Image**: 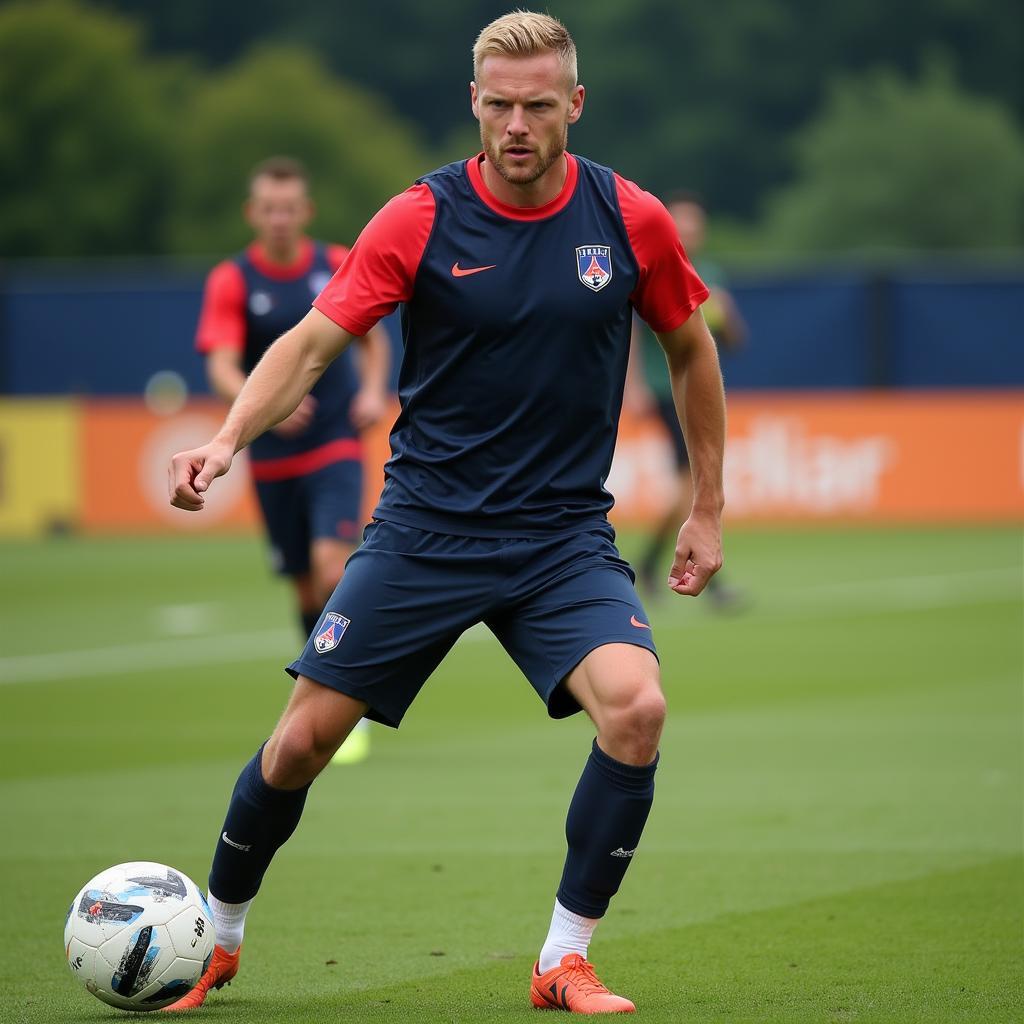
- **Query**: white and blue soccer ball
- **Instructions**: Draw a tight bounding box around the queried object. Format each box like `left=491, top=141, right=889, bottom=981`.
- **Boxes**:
left=63, top=861, right=216, bottom=1012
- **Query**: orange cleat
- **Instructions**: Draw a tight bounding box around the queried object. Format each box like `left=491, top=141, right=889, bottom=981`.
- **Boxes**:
left=530, top=953, right=635, bottom=1014
left=161, top=945, right=240, bottom=1012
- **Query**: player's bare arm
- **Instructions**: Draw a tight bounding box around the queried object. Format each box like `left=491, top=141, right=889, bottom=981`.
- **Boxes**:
left=623, top=320, right=655, bottom=417
left=205, top=346, right=247, bottom=404
left=205, top=337, right=317, bottom=440
left=655, top=310, right=726, bottom=596
left=349, top=322, right=391, bottom=430
left=713, top=286, right=748, bottom=350
left=169, top=308, right=356, bottom=511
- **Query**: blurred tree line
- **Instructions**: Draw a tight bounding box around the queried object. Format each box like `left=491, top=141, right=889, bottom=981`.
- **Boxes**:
left=3, top=0, right=1023, bottom=258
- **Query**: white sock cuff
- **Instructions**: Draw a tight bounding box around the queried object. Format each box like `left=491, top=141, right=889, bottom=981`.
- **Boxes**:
left=207, top=893, right=252, bottom=921
left=553, top=898, right=598, bottom=935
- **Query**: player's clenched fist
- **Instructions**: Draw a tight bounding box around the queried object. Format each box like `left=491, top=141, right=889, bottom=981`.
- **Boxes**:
left=168, top=441, right=234, bottom=511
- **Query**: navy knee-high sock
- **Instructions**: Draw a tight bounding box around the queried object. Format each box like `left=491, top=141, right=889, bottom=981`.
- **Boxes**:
left=208, top=744, right=311, bottom=904
left=556, top=740, right=658, bottom=919
left=301, top=610, right=320, bottom=638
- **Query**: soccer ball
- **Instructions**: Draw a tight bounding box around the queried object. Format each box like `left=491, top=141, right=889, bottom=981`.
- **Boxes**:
left=63, top=862, right=215, bottom=1012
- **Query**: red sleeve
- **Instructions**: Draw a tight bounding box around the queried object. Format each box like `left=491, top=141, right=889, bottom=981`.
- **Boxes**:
left=615, top=174, right=709, bottom=333
left=326, top=243, right=350, bottom=272
left=314, top=184, right=436, bottom=336
left=195, top=261, right=247, bottom=353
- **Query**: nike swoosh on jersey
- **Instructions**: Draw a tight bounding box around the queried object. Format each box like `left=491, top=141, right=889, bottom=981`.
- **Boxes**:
left=451, top=262, right=497, bottom=277
left=630, top=615, right=651, bottom=629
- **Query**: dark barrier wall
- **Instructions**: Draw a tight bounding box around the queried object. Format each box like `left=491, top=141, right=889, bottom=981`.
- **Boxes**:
left=718, top=274, right=874, bottom=389
left=2, top=264, right=1022, bottom=394
left=2, top=268, right=209, bottom=396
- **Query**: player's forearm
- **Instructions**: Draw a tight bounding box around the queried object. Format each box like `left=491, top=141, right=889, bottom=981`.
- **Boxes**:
left=205, top=352, right=247, bottom=405
left=668, top=330, right=726, bottom=515
left=214, top=313, right=350, bottom=452
left=357, top=324, right=391, bottom=395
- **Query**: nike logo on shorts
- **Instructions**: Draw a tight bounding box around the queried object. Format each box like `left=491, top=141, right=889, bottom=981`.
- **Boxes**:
left=630, top=615, right=651, bottom=630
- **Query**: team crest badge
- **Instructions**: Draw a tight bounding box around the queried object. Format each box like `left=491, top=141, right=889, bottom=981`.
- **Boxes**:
left=249, top=290, right=272, bottom=315
left=313, top=612, right=351, bottom=654
left=576, top=245, right=613, bottom=292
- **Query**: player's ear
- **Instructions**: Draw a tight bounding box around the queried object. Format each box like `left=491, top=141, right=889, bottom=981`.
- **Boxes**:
left=242, top=198, right=255, bottom=229
left=567, top=84, right=584, bottom=124
left=470, top=81, right=480, bottom=121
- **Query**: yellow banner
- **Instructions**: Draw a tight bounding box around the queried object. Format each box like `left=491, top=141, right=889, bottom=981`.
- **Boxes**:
left=0, top=400, right=79, bottom=537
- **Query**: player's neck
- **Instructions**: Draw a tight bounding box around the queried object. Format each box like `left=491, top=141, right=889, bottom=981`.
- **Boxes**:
left=480, top=153, right=568, bottom=209
left=256, top=238, right=305, bottom=267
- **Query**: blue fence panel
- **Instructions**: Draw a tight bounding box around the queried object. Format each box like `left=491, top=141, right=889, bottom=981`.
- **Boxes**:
left=3, top=268, right=208, bottom=396
left=888, top=272, right=1024, bottom=388
left=721, top=275, right=873, bottom=389
left=1, top=268, right=404, bottom=397
left=2, top=263, right=1022, bottom=393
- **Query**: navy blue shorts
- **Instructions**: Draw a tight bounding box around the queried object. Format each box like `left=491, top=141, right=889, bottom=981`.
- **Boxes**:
left=286, top=519, right=658, bottom=727
left=253, top=459, right=363, bottom=576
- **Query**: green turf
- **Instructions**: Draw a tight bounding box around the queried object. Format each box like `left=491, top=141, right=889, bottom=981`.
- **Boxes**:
left=0, top=527, right=1021, bottom=1022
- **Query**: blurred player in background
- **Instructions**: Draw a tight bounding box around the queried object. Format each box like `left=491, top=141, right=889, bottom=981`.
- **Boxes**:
left=195, top=156, right=390, bottom=763
left=627, top=191, right=746, bottom=608
left=168, top=12, right=726, bottom=1015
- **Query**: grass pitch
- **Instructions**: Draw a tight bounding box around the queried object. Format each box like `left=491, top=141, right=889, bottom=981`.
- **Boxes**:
left=0, top=526, right=1021, bottom=1023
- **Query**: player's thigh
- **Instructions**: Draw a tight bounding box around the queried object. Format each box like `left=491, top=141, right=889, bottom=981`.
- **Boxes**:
left=286, top=521, right=494, bottom=729
left=488, top=526, right=659, bottom=720
left=253, top=475, right=310, bottom=576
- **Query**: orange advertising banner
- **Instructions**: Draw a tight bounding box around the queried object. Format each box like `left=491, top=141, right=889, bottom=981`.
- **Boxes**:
left=79, top=399, right=395, bottom=533
left=609, top=391, right=1024, bottom=524
left=70, top=392, right=1022, bottom=533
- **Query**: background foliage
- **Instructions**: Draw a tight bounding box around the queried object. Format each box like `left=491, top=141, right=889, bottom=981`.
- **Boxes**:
left=4, top=0, right=1024, bottom=257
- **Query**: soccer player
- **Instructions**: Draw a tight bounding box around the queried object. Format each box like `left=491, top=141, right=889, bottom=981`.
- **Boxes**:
left=166, top=12, right=726, bottom=1015
left=627, top=192, right=746, bottom=607
left=196, top=156, right=391, bottom=763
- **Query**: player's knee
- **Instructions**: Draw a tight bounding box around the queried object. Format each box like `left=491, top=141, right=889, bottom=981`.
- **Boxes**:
left=626, top=687, right=667, bottom=740
left=601, top=684, right=666, bottom=765
left=263, top=718, right=332, bottom=787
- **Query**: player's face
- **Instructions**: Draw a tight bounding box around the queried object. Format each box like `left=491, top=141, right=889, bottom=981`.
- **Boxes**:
left=471, top=52, right=584, bottom=190
left=669, top=201, right=706, bottom=253
left=245, top=176, right=313, bottom=254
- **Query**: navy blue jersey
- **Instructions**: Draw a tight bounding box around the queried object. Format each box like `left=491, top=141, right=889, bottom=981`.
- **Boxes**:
left=197, top=238, right=362, bottom=479
left=314, top=153, right=707, bottom=535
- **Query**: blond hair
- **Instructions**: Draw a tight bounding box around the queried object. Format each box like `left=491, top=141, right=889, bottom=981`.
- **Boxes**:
left=472, top=10, right=577, bottom=86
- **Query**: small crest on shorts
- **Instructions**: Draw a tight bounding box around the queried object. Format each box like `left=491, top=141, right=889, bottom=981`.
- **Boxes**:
left=314, top=612, right=351, bottom=654
left=576, top=245, right=613, bottom=292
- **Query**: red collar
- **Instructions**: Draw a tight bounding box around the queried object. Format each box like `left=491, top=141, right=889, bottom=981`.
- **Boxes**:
left=246, top=237, right=315, bottom=280
left=466, top=152, right=578, bottom=221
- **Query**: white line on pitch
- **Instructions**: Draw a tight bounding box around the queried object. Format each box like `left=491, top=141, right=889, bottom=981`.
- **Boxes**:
left=0, top=567, right=1018, bottom=685
left=765, top=566, right=1021, bottom=616
left=0, top=629, right=296, bottom=686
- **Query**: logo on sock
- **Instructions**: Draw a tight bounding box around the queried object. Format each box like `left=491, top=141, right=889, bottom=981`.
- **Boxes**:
left=610, top=847, right=636, bottom=858
left=314, top=612, right=351, bottom=654
left=221, top=831, right=252, bottom=852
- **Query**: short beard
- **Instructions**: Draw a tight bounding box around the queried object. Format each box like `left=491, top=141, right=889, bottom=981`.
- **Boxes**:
left=482, top=125, right=568, bottom=187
